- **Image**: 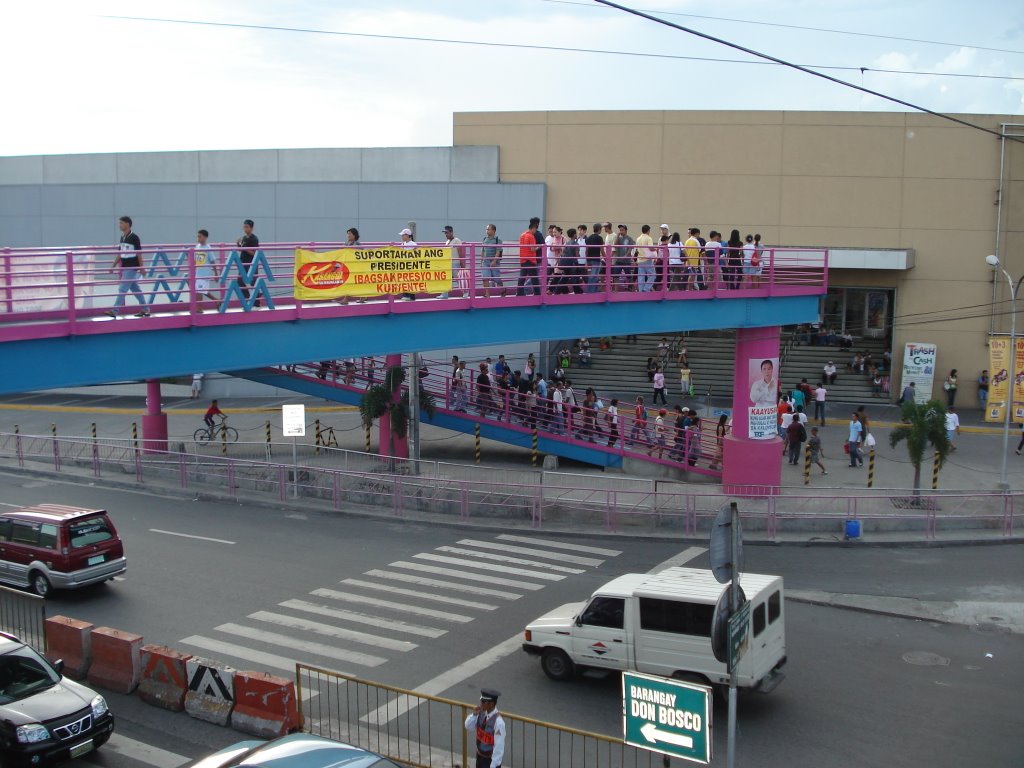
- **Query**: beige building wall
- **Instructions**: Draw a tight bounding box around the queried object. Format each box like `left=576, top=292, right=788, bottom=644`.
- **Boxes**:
left=454, top=110, right=1024, bottom=403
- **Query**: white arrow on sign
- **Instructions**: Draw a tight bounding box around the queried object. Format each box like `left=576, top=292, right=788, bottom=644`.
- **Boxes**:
left=640, top=722, right=694, bottom=749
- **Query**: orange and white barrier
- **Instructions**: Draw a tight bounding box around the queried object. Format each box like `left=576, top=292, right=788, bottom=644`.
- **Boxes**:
left=232, top=671, right=300, bottom=738
left=138, top=644, right=192, bottom=711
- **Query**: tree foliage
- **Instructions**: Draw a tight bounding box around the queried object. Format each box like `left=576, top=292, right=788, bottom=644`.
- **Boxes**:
left=359, top=365, right=435, bottom=439
left=888, top=399, right=951, bottom=491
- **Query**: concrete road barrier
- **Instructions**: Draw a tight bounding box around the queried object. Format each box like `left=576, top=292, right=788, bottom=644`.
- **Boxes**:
left=42, top=615, right=94, bottom=679
left=138, top=644, right=192, bottom=711
left=87, top=626, right=143, bottom=693
left=231, top=671, right=300, bottom=738
left=185, top=656, right=236, bottom=726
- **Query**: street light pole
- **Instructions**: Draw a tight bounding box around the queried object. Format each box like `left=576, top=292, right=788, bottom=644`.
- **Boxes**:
left=985, top=255, right=1020, bottom=490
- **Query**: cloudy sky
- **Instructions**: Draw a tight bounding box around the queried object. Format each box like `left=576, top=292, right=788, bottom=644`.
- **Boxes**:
left=2, top=0, right=1022, bottom=156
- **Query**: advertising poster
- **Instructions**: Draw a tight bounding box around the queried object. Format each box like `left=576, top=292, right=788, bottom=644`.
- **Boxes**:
left=746, top=357, right=779, bottom=440
left=990, top=337, right=1024, bottom=423
left=901, top=342, right=937, bottom=405
left=294, top=246, right=452, bottom=299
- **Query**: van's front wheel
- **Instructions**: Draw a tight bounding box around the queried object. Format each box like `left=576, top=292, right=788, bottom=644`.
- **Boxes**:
left=29, top=571, right=52, bottom=598
left=541, top=649, right=574, bottom=681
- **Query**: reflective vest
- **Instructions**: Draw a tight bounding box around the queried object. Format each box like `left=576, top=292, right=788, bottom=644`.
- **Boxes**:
left=476, top=713, right=496, bottom=754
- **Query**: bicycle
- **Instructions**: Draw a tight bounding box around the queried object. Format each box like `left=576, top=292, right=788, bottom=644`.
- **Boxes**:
left=194, top=416, right=239, bottom=445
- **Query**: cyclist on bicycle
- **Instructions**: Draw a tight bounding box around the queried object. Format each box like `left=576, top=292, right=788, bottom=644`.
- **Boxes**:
left=204, top=400, right=225, bottom=429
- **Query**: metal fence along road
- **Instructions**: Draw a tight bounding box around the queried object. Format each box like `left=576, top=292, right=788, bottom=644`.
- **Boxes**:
left=0, top=432, right=1017, bottom=540
left=296, top=663, right=663, bottom=768
left=0, top=585, right=46, bottom=651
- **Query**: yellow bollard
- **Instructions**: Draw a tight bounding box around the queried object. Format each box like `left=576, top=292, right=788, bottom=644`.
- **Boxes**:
left=474, top=423, right=481, bottom=464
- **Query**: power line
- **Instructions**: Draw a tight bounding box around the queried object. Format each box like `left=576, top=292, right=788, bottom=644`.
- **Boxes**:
left=593, top=0, right=1024, bottom=143
left=543, top=0, right=1024, bottom=56
left=97, top=15, right=1024, bottom=83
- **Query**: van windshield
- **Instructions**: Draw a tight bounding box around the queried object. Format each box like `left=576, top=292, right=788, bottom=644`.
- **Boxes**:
left=69, top=517, right=114, bottom=548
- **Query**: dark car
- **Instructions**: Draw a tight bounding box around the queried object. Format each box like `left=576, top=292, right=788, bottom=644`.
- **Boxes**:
left=188, top=733, right=404, bottom=768
left=0, top=632, right=114, bottom=766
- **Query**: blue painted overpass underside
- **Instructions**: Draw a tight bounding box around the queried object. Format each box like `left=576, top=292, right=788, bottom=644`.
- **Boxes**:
left=1, top=295, right=819, bottom=395
left=234, top=368, right=624, bottom=468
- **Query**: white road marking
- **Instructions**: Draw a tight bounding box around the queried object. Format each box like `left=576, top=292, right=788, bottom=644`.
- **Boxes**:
left=248, top=611, right=416, bottom=652
left=180, top=634, right=297, bottom=673
left=0, top=502, right=21, bottom=508
left=149, top=529, right=236, bottom=545
left=341, top=578, right=498, bottom=611
left=496, top=534, right=622, bottom=556
left=363, top=633, right=525, bottom=726
left=214, top=623, right=387, bottom=667
left=650, top=547, right=708, bottom=574
left=280, top=599, right=447, bottom=638
left=310, top=588, right=474, bottom=623
left=413, top=553, right=565, bottom=581
left=457, top=538, right=605, bottom=567
left=388, top=561, right=545, bottom=591
left=436, top=546, right=585, bottom=574
left=364, top=569, right=522, bottom=601
left=102, top=734, right=189, bottom=768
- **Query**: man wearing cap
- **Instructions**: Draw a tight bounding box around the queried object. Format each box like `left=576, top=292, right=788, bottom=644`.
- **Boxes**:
left=397, top=228, right=417, bottom=300
left=465, top=688, right=506, bottom=768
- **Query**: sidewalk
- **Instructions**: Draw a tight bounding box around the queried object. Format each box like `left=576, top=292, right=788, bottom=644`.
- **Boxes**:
left=0, top=391, right=1020, bottom=493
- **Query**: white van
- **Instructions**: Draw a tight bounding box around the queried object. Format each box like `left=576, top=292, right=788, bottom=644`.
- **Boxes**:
left=522, top=567, right=786, bottom=692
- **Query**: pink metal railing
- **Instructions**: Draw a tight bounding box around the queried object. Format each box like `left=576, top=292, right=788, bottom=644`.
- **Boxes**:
left=271, top=359, right=726, bottom=477
left=0, top=431, right=1013, bottom=539
left=0, top=242, right=828, bottom=343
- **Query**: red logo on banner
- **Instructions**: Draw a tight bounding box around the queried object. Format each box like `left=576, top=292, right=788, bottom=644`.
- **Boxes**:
left=297, top=261, right=350, bottom=289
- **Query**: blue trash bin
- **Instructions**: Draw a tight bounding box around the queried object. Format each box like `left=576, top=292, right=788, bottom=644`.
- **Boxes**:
left=845, top=519, right=862, bottom=539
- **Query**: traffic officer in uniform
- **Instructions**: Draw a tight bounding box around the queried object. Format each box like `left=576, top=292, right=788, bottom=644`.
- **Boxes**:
left=464, top=688, right=505, bottom=768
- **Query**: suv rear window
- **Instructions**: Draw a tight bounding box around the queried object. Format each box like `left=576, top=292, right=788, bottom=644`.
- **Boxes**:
left=69, top=517, right=114, bottom=548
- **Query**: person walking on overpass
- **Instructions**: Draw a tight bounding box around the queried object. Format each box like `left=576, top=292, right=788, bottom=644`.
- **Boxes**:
left=236, top=219, right=260, bottom=307
left=106, top=215, right=149, bottom=318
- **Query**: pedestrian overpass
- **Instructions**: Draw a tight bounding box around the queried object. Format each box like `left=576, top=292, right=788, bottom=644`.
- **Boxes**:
left=0, top=240, right=828, bottom=486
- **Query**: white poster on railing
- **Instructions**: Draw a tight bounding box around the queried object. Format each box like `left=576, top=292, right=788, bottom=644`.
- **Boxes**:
left=746, top=357, right=779, bottom=439
left=901, top=342, right=937, bottom=404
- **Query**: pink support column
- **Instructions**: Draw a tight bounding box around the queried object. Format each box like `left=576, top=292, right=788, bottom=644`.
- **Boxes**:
left=378, top=354, right=409, bottom=460
left=722, top=327, right=783, bottom=495
left=141, top=379, right=168, bottom=454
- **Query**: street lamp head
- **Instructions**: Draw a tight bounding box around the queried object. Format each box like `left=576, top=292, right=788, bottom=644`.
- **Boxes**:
left=986, top=254, right=1000, bottom=267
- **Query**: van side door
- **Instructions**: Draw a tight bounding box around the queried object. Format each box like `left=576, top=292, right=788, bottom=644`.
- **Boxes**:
left=6, top=521, right=41, bottom=587
left=571, top=595, right=628, bottom=670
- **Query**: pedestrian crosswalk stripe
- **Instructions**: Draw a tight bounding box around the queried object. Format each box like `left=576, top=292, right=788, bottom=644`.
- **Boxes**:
left=179, top=635, right=298, bottom=674
left=413, top=553, right=565, bottom=581
left=457, top=538, right=605, bottom=567
left=311, top=588, right=474, bottom=622
left=388, top=561, right=545, bottom=591
left=436, top=545, right=586, bottom=574
left=280, top=599, right=447, bottom=638
left=496, top=534, right=622, bottom=556
left=249, top=611, right=417, bottom=652
left=364, top=569, right=522, bottom=601
left=341, top=578, right=498, bottom=611
left=214, top=622, right=387, bottom=667
left=103, top=734, right=189, bottom=768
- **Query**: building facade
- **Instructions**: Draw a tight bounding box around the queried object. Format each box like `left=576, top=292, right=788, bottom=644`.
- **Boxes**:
left=453, top=110, right=1024, bottom=402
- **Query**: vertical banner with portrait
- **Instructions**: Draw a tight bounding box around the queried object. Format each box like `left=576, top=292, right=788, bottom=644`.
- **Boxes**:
left=746, top=357, right=780, bottom=439
left=901, top=342, right=937, bottom=405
